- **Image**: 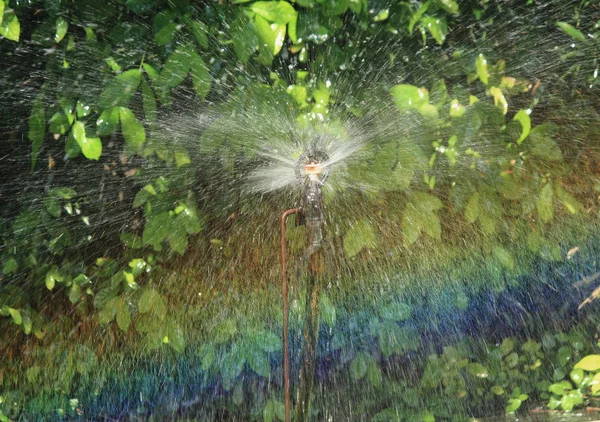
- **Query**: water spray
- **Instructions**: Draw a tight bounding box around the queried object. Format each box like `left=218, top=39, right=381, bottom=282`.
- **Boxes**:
left=281, top=150, right=330, bottom=422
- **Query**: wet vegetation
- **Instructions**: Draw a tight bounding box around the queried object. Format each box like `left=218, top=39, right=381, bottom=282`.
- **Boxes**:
left=1, top=0, right=600, bottom=420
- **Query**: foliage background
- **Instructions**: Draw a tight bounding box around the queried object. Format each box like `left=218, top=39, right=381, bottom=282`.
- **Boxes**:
left=1, top=0, right=600, bottom=420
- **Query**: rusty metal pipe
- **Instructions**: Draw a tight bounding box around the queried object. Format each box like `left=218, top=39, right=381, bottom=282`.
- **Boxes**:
left=281, top=207, right=300, bottom=422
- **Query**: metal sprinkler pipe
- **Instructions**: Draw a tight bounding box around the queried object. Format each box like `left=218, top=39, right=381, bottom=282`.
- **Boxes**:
left=281, top=207, right=300, bottom=422
left=280, top=154, right=329, bottom=422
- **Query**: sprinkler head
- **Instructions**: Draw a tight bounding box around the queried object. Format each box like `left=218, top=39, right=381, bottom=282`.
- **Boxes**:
left=295, top=151, right=330, bottom=185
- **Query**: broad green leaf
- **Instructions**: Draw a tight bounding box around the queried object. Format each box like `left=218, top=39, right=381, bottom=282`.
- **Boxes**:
left=250, top=1, right=297, bottom=24
left=557, top=22, right=586, bottom=42
left=99, top=297, right=119, bottom=324
left=408, top=1, right=430, bottom=34
left=476, top=54, right=489, bottom=85
left=133, top=184, right=157, bottom=208
left=116, top=297, right=131, bottom=331
left=189, top=51, right=211, bottom=99
left=0, top=0, right=4, bottom=26
left=119, top=107, right=146, bottom=151
left=72, top=121, right=102, bottom=160
left=0, top=11, right=20, bottom=41
left=436, top=0, right=458, bottom=14
left=254, top=15, right=286, bottom=56
left=96, top=107, right=120, bottom=136
left=493, top=247, right=515, bottom=270
left=169, top=224, right=188, bottom=254
left=99, top=69, right=142, bottom=108
left=570, top=368, right=584, bottom=386
left=247, top=349, right=271, bottom=377
left=344, top=219, right=377, bottom=258
left=574, top=355, right=600, bottom=372
left=140, top=79, right=157, bottom=126
left=28, top=98, right=45, bottom=171
left=350, top=351, right=369, bottom=380
left=319, top=293, right=336, bottom=327
left=367, top=359, right=382, bottom=388
left=263, top=399, right=276, bottom=422
left=45, top=267, right=64, bottom=290
left=556, top=187, right=580, bottom=215
left=167, top=321, right=185, bottom=353
left=55, top=17, right=68, bottom=43
left=185, top=17, right=208, bottom=48
left=421, top=16, right=447, bottom=45
left=506, top=398, right=522, bottom=413
left=514, top=109, right=531, bottom=144
left=3, top=257, right=17, bottom=275
left=591, top=372, right=600, bottom=395
left=390, top=84, right=429, bottom=110
left=536, top=183, right=554, bottom=223
left=143, top=212, right=171, bottom=247
left=49, top=112, right=70, bottom=135
left=221, top=348, right=245, bottom=390
left=8, top=308, right=22, bottom=325
left=231, top=16, right=259, bottom=63
left=159, top=47, right=190, bottom=89
left=44, top=195, right=61, bottom=217
left=466, top=362, right=489, bottom=378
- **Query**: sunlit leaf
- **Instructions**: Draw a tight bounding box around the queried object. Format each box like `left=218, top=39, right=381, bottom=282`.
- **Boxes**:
left=421, top=16, right=447, bottom=45
left=390, top=84, right=429, bottom=110
left=96, top=107, right=120, bottom=136
left=436, top=0, right=458, bottom=14
left=476, top=54, right=489, bottom=85
left=72, top=121, right=102, bottom=160
left=574, top=355, right=600, bottom=372
left=557, top=22, right=586, bottom=42
left=55, top=17, right=68, bottom=43
left=119, top=107, right=146, bottom=151
left=408, top=1, right=430, bottom=34
left=514, top=109, right=531, bottom=144
left=0, top=10, right=20, bottom=41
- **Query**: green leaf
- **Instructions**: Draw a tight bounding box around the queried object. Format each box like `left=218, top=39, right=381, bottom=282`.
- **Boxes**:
left=45, top=267, right=64, bottom=290
left=159, top=47, right=191, bottom=89
left=96, top=107, right=120, bottom=136
left=381, top=302, right=411, bottom=321
left=143, top=212, right=172, bottom=247
left=8, top=307, right=22, bottom=325
left=0, top=0, right=4, bottom=26
left=133, top=184, right=157, bottom=208
left=344, top=219, right=377, bottom=258
left=557, top=22, right=586, bottom=42
left=44, top=195, right=61, bottom=217
left=570, top=368, right=584, bottom=386
left=250, top=1, right=297, bottom=24
left=189, top=51, right=211, bottom=100
left=367, top=359, right=382, bottom=388
left=350, top=351, right=370, bottom=380
left=99, top=69, right=142, bottom=109
left=421, top=16, right=447, bottom=45
left=493, top=247, right=515, bottom=271
left=591, top=372, right=600, bottom=395
left=408, top=1, right=430, bottom=34
left=466, top=362, right=489, bottom=378
left=574, top=355, right=600, bottom=372
left=116, top=297, right=131, bottom=332
left=55, top=17, right=68, bottom=43
left=476, top=54, right=489, bottom=85
left=436, top=0, right=458, bottom=14
left=72, top=121, right=102, bottom=160
left=514, top=109, right=531, bottom=144
left=0, top=10, right=20, bottom=41
left=263, top=399, right=276, bottom=422
left=119, top=107, right=146, bottom=151
left=231, top=16, right=259, bottom=63
left=557, top=346, right=572, bottom=367
left=49, top=112, right=70, bottom=135
left=140, top=79, right=157, bottom=127
left=3, top=257, right=17, bottom=275
left=247, top=349, right=271, bottom=377
left=506, top=398, right=522, bottom=413
left=390, top=84, right=429, bottom=110
left=167, top=321, right=185, bottom=353
left=319, top=293, right=336, bottom=327
left=28, top=98, right=45, bottom=171
left=99, top=297, right=119, bottom=324
left=536, top=183, right=554, bottom=223
left=254, top=15, right=286, bottom=56
left=185, top=17, right=208, bottom=48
